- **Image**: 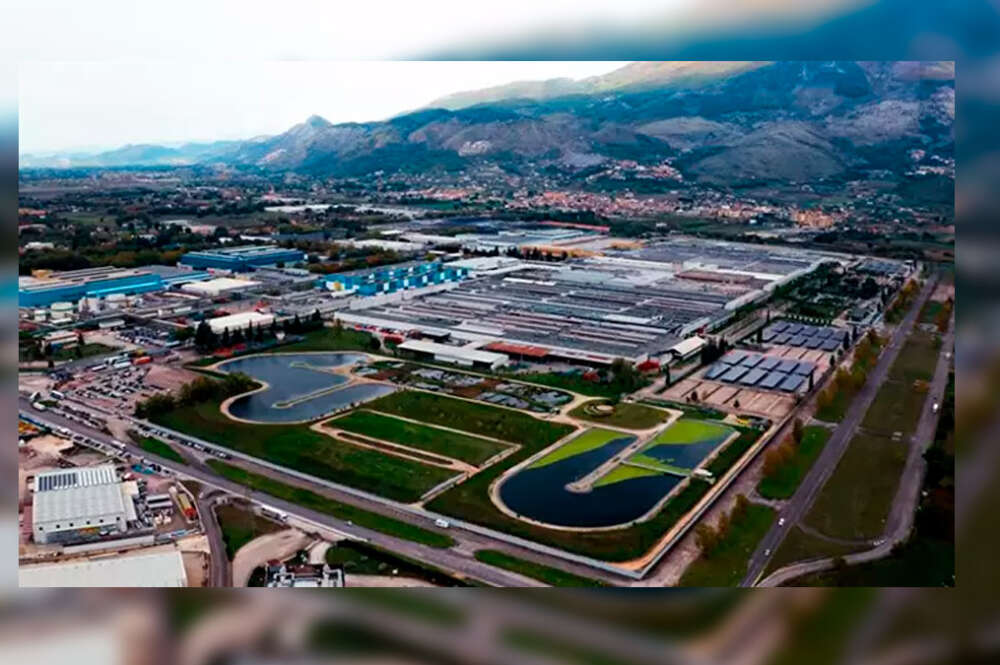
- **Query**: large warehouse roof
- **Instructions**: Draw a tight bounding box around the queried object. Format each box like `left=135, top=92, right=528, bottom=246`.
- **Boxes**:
left=207, top=310, right=274, bottom=333
left=19, top=550, right=188, bottom=587
left=35, top=464, right=118, bottom=491
left=33, top=483, right=131, bottom=525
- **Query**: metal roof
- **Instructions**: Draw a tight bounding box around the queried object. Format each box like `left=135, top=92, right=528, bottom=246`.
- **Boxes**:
left=758, top=356, right=781, bottom=371
left=397, top=339, right=509, bottom=364
left=19, top=550, right=187, bottom=587
left=740, top=368, right=767, bottom=386
left=740, top=353, right=764, bottom=368
left=792, top=361, right=816, bottom=376
left=720, top=350, right=746, bottom=365
left=769, top=321, right=789, bottom=333
left=821, top=338, right=842, bottom=352
left=35, top=465, right=118, bottom=492
left=33, top=483, right=128, bottom=526
left=704, top=363, right=730, bottom=380
left=776, top=359, right=799, bottom=373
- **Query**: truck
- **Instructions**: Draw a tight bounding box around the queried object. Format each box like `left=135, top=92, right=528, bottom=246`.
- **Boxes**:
left=133, top=356, right=153, bottom=366
left=176, top=493, right=197, bottom=521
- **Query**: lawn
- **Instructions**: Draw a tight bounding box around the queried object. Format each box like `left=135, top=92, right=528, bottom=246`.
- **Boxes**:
left=803, top=430, right=908, bottom=541
left=625, top=454, right=689, bottom=476
left=515, top=371, right=647, bottom=398
left=474, top=550, right=604, bottom=587
left=367, top=390, right=574, bottom=446
left=53, top=342, right=116, bottom=362
left=648, top=419, right=732, bottom=446
left=330, top=410, right=509, bottom=466
left=703, top=426, right=763, bottom=478
left=569, top=400, right=670, bottom=430
left=278, top=326, right=378, bottom=353
left=757, top=426, right=831, bottom=500
left=764, top=526, right=866, bottom=577
left=679, top=504, right=776, bottom=586
left=214, top=501, right=284, bottom=560
left=529, top=428, right=627, bottom=469
left=154, top=399, right=457, bottom=502
left=207, top=460, right=454, bottom=548
left=593, top=463, right=663, bottom=488
left=640, top=399, right=725, bottom=421
left=135, top=436, right=186, bottom=464
left=325, top=541, right=470, bottom=586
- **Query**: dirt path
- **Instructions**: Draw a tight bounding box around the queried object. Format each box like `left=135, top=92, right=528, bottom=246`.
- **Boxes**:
left=231, top=529, right=312, bottom=587
left=346, top=574, right=436, bottom=587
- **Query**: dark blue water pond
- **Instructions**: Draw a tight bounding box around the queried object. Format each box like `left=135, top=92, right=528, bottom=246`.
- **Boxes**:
left=499, top=436, right=684, bottom=528
left=217, top=353, right=395, bottom=423
left=638, top=435, right=730, bottom=471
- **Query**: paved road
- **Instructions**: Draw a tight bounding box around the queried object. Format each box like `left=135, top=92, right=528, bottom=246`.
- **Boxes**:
left=741, top=277, right=937, bottom=586
left=758, top=314, right=953, bottom=586
left=20, top=398, right=549, bottom=587
left=197, top=491, right=232, bottom=587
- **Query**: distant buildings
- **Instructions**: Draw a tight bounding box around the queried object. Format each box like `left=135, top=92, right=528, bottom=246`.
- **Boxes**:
left=18, top=265, right=210, bottom=307
left=396, top=339, right=510, bottom=370
left=323, top=260, right=468, bottom=296
left=206, top=310, right=275, bottom=334
left=179, top=244, right=305, bottom=272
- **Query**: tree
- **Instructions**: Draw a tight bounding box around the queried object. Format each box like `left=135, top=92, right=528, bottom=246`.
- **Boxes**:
left=311, top=308, right=322, bottom=327
left=221, top=327, right=231, bottom=347
left=793, top=418, right=804, bottom=445
left=694, top=523, right=718, bottom=554
left=732, top=494, right=750, bottom=521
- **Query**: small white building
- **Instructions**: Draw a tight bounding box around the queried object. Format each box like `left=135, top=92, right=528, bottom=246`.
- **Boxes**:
left=206, top=310, right=274, bottom=334
left=181, top=276, right=260, bottom=298
left=666, top=336, right=707, bottom=363
left=396, top=339, right=509, bottom=370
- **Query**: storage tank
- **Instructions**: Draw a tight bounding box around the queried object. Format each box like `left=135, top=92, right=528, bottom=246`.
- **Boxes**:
left=32, top=309, right=47, bottom=322
left=50, top=301, right=74, bottom=317
left=105, top=293, right=126, bottom=309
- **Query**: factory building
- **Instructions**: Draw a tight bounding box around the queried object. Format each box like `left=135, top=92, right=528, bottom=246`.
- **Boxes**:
left=206, top=310, right=275, bottom=334
left=323, top=260, right=468, bottom=296
left=180, top=276, right=260, bottom=297
left=396, top=339, right=510, bottom=370
left=179, top=245, right=305, bottom=272
left=18, top=266, right=211, bottom=308
left=32, top=465, right=136, bottom=545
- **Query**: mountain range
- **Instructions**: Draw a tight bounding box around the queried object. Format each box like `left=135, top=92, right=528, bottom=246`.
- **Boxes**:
left=21, top=61, right=954, bottom=189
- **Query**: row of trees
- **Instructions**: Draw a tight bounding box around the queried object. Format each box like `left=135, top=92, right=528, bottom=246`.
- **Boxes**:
left=694, top=493, right=751, bottom=556
left=193, top=310, right=323, bottom=353
left=815, top=329, right=883, bottom=413
left=762, top=419, right=805, bottom=478
left=134, top=372, right=257, bottom=419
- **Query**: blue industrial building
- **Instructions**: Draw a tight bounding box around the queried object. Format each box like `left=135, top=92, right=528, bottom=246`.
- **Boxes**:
left=323, top=260, right=468, bottom=296
left=179, top=245, right=305, bottom=272
left=18, top=266, right=211, bottom=308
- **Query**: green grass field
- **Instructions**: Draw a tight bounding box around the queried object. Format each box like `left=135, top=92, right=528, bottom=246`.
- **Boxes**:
left=474, top=550, right=604, bottom=587
left=278, top=326, right=377, bottom=353
left=593, top=463, right=663, bottom=488
left=207, top=460, right=454, bottom=548
left=765, top=526, right=866, bottom=577
left=679, top=504, right=776, bottom=586
left=803, top=430, right=908, bottom=541
left=757, top=426, right=831, bottom=500
left=515, top=372, right=646, bottom=398
left=367, top=390, right=574, bottom=446
left=569, top=400, right=670, bottom=430
left=529, top=428, right=626, bottom=469
left=648, top=419, right=733, bottom=446
left=331, top=410, right=509, bottom=466
left=154, top=400, right=457, bottom=502
left=703, top=426, right=762, bottom=478
left=214, top=502, right=284, bottom=560
left=136, top=436, right=186, bottom=464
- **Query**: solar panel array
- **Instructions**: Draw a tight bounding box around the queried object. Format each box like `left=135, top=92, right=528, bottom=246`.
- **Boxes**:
left=761, top=321, right=848, bottom=351
left=705, top=350, right=816, bottom=392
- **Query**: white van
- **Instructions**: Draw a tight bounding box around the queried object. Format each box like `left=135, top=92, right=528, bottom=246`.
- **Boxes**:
left=434, top=518, right=451, bottom=529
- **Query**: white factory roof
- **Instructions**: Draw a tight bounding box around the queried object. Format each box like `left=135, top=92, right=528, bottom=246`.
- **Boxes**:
left=181, top=276, right=259, bottom=295
left=397, top=339, right=509, bottom=364
left=668, top=336, right=707, bottom=357
left=207, top=310, right=274, bottom=332
left=19, top=549, right=188, bottom=587
left=33, top=483, right=132, bottom=525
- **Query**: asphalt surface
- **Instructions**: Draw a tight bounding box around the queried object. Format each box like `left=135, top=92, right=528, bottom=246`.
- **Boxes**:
left=20, top=397, right=552, bottom=587
left=741, top=277, right=938, bottom=586
left=197, top=490, right=232, bottom=587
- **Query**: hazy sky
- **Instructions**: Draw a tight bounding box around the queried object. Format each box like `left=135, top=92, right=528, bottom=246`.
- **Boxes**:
left=18, top=61, right=626, bottom=154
